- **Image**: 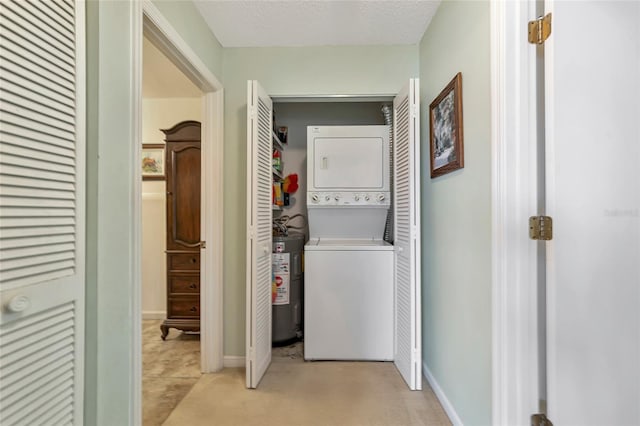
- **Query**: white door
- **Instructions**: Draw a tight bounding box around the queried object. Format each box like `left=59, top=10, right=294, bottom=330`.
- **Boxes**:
left=0, top=0, right=86, bottom=424
left=393, top=79, right=422, bottom=390
left=544, top=1, right=640, bottom=424
left=245, top=80, right=273, bottom=388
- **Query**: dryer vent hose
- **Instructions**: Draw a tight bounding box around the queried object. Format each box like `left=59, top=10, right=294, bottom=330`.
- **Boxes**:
left=381, top=104, right=394, bottom=244
left=273, top=214, right=307, bottom=237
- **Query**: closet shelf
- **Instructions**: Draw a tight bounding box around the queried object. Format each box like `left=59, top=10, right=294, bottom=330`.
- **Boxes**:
left=273, top=131, right=285, bottom=151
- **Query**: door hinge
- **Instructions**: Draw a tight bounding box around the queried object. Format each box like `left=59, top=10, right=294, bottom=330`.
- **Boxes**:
left=528, top=13, right=552, bottom=45
left=531, top=413, right=553, bottom=426
left=529, top=215, right=553, bottom=240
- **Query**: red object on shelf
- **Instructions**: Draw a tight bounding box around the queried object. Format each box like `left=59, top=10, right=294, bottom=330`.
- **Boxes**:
left=283, top=173, right=299, bottom=194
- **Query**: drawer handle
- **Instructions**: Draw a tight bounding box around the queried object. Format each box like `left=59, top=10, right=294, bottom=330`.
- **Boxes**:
left=189, top=283, right=197, bottom=289
left=190, top=306, right=197, bottom=312
left=191, top=258, right=197, bottom=264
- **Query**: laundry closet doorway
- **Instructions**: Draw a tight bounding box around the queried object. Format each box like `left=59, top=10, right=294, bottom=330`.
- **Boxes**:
left=245, top=79, right=421, bottom=390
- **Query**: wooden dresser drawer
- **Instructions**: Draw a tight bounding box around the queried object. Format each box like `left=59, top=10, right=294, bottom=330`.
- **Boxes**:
left=169, top=275, right=200, bottom=294
left=167, top=252, right=200, bottom=271
left=168, top=297, right=200, bottom=318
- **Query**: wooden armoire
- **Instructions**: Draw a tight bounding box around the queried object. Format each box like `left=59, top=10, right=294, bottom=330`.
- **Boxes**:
left=160, top=121, right=202, bottom=340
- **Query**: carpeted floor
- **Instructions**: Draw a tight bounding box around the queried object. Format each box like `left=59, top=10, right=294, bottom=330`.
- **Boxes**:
left=163, top=341, right=451, bottom=426
left=142, top=319, right=201, bottom=426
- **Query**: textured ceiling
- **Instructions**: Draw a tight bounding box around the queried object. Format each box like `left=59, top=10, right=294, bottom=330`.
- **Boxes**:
left=194, top=0, right=441, bottom=47
left=143, top=37, right=202, bottom=98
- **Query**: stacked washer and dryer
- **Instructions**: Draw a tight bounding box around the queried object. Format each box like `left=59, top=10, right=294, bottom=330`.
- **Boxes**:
left=304, top=125, right=394, bottom=361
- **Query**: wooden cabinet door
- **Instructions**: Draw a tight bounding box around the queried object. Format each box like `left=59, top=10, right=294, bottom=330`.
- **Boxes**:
left=164, top=123, right=201, bottom=251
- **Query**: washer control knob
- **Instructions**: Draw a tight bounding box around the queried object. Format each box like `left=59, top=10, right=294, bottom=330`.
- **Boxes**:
left=377, top=194, right=386, bottom=202
left=364, top=195, right=370, bottom=202
left=334, top=194, right=341, bottom=201
left=354, top=195, right=360, bottom=202
left=325, top=195, right=331, bottom=202
left=311, top=194, right=319, bottom=202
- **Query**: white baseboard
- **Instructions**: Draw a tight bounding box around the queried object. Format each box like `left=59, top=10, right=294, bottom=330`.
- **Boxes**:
left=423, top=361, right=464, bottom=426
left=142, top=311, right=166, bottom=320
left=223, top=356, right=245, bottom=368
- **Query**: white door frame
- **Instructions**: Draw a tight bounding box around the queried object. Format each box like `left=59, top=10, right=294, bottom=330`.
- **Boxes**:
left=490, top=0, right=541, bottom=424
left=131, top=0, right=225, bottom=421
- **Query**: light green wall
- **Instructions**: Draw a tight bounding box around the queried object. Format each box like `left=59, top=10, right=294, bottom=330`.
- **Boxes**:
left=419, top=1, right=492, bottom=424
left=151, top=0, right=224, bottom=78
left=222, top=46, right=418, bottom=355
left=84, top=2, right=224, bottom=424
left=86, top=0, right=493, bottom=422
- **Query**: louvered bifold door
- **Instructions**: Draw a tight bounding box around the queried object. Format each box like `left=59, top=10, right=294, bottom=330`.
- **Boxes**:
left=0, top=0, right=85, bottom=424
left=245, top=80, right=273, bottom=389
left=393, top=79, right=422, bottom=390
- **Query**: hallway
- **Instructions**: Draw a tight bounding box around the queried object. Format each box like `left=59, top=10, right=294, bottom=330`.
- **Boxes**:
left=164, top=349, right=451, bottom=425
left=142, top=320, right=201, bottom=425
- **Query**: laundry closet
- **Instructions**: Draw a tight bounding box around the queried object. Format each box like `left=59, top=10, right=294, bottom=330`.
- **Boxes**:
left=245, top=80, right=421, bottom=391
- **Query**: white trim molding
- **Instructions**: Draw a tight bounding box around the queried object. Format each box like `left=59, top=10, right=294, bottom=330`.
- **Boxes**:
left=200, top=90, right=225, bottom=373
left=131, top=8, right=224, bottom=426
left=490, top=0, right=541, bottom=425
left=422, top=362, right=463, bottom=426
left=131, top=3, right=143, bottom=425
left=142, top=1, right=221, bottom=92
left=139, top=0, right=225, bottom=378
left=142, top=311, right=167, bottom=320
left=223, top=356, right=246, bottom=368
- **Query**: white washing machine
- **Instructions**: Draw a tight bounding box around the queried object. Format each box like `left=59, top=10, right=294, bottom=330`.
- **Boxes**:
left=304, top=125, right=394, bottom=361
left=304, top=239, right=393, bottom=360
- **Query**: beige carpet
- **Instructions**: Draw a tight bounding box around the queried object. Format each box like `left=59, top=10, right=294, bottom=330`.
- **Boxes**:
left=164, top=345, right=451, bottom=426
left=142, top=319, right=201, bottom=426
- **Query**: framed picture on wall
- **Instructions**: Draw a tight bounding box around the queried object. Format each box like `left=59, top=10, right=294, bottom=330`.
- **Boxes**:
left=141, top=144, right=165, bottom=181
left=429, top=72, right=464, bottom=178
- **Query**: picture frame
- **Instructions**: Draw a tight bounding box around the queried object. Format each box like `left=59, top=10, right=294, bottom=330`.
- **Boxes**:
left=429, top=72, right=464, bottom=178
left=141, top=144, right=165, bottom=180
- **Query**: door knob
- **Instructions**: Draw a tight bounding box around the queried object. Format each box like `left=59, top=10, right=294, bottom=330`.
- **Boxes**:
left=7, top=295, right=30, bottom=313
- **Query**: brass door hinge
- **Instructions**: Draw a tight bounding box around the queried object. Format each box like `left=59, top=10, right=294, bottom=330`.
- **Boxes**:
left=528, top=13, right=552, bottom=44
left=531, top=413, right=553, bottom=426
left=529, top=216, right=553, bottom=240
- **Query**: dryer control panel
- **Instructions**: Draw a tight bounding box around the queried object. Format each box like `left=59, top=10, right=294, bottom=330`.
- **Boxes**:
left=307, top=191, right=390, bottom=207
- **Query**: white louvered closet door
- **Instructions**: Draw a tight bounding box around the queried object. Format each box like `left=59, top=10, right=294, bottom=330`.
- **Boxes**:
left=393, top=79, right=422, bottom=390
left=0, top=1, right=85, bottom=424
left=245, top=80, right=273, bottom=388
